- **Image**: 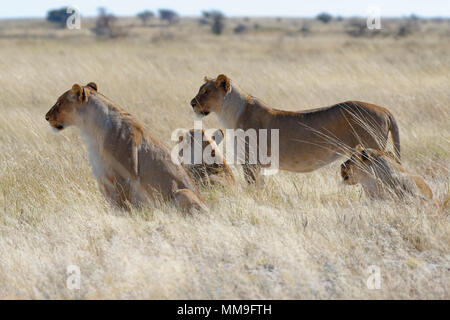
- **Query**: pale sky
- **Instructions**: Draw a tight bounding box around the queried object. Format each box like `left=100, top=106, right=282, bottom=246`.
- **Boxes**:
left=1, top=0, right=449, bottom=18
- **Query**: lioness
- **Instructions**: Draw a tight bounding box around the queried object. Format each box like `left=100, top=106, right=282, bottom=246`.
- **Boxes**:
left=178, top=128, right=235, bottom=186
left=341, top=145, right=432, bottom=200
left=45, top=82, right=207, bottom=213
left=190, top=74, right=401, bottom=183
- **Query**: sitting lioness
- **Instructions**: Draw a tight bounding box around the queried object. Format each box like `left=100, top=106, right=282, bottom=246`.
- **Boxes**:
left=341, top=145, right=432, bottom=200
left=45, top=83, right=207, bottom=213
left=178, top=128, right=235, bottom=186
left=190, top=74, right=401, bottom=183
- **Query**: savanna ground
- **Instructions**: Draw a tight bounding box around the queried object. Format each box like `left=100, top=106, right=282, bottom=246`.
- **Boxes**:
left=0, top=16, right=449, bottom=299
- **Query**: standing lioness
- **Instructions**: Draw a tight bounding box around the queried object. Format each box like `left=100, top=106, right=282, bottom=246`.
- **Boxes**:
left=190, top=74, right=401, bottom=183
left=45, top=83, right=207, bottom=213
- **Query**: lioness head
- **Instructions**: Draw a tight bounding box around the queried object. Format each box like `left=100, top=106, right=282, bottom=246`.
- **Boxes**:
left=341, top=145, right=398, bottom=185
left=179, top=128, right=224, bottom=148
left=340, top=144, right=373, bottom=185
left=190, top=74, right=231, bottom=117
left=178, top=128, right=224, bottom=164
left=45, top=82, right=97, bottom=131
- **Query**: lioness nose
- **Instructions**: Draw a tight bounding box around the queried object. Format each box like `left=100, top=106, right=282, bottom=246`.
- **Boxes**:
left=45, top=115, right=50, bottom=121
left=190, top=99, right=196, bottom=108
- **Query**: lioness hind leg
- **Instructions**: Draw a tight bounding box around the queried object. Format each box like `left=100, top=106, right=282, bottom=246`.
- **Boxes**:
left=173, top=189, right=209, bottom=214
left=243, top=164, right=264, bottom=186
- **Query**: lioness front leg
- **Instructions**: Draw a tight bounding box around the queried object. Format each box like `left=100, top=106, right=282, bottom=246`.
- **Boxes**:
left=98, top=176, right=132, bottom=211
left=173, top=189, right=209, bottom=214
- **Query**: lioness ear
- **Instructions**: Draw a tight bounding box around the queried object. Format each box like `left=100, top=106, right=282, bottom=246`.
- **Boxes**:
left=385, top=151, right=401, bottom=164
left=86, top=82, right=98, bottom=91
left=204, top=76, right=211, bottom=82
left=72, top=84, right=89, bottom=103
left=71, top=84, right=84, bottom=102
left=386, top=151, right=394, bottom=158
left=361, top=150, right=369, bottom=161
left=215, top=74, right=230, bottom=92
left=211, top=129, right=224, bottom=145
left=355, top=144, right=370, bottom=161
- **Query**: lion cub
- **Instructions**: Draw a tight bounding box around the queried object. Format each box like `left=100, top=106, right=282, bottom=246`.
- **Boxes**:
left=341, top=145, right=432, bottom=200
left=45, top=83, right=207, bottom=213
left=178, top=129, right=235, bottom=186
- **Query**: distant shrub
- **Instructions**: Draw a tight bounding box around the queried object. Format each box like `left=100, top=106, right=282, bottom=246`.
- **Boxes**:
left=198, top=18, right=209, bottom=26
left=201, top=11, right=212, bottom=19
left=46, top=7, right=70, bottom=28
left=300, top=23, right=311, bottom=36
left=410, top=14, right=420, bottom=21
left=345, top=19, right=372, bottom=37
left=159, top=9, right=179, bottom=25
left=345, top=19, right=384, bottom=37
left=137, top=10, right=154, bottom=25
left=92, top=8, right=127, bottom=38
left=316, top=12, right=333, bottom=24
left=233, top=24, right=248, bottom=34
left=396, top=21, right=418, bottom=37
left=151, top=30, right=175, bottom=43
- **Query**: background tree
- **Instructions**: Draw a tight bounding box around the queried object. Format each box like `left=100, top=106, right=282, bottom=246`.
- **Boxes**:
left=233, top=24, right=248, bottom=34
left=212, top=13, right=225, bottom=35
left=316, top=12, right=333, bottom=23
left=158, top=9, right=179, bottom=25
left=202, top=10, right=226, bottom=35
left=92, top=7, right=126, bottom=38
left=137, top=10, right=154, bottom=26
left=46, top=7, right=70, bottom=28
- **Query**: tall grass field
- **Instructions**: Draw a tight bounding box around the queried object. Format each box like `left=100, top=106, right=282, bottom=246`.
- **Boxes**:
left=0, top=17, right=448, bottom=299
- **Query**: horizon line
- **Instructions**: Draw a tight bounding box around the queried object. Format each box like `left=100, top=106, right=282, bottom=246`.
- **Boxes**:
left=1, top=13, right=449, bottom=20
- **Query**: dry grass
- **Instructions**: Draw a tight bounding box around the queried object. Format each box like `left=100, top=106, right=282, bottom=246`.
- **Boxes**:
left=0, top=18, right=448, bottom=299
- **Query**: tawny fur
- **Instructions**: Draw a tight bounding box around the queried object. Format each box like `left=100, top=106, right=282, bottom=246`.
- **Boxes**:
left=46, top=83, right=207, bottom=213
left=191, top=74, right=401, bottom=184
left=178, top=128, right=235, bottom=187
left=341, top=145, right=432, bottom=200
left=174, top=189, right=209, bottom=213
